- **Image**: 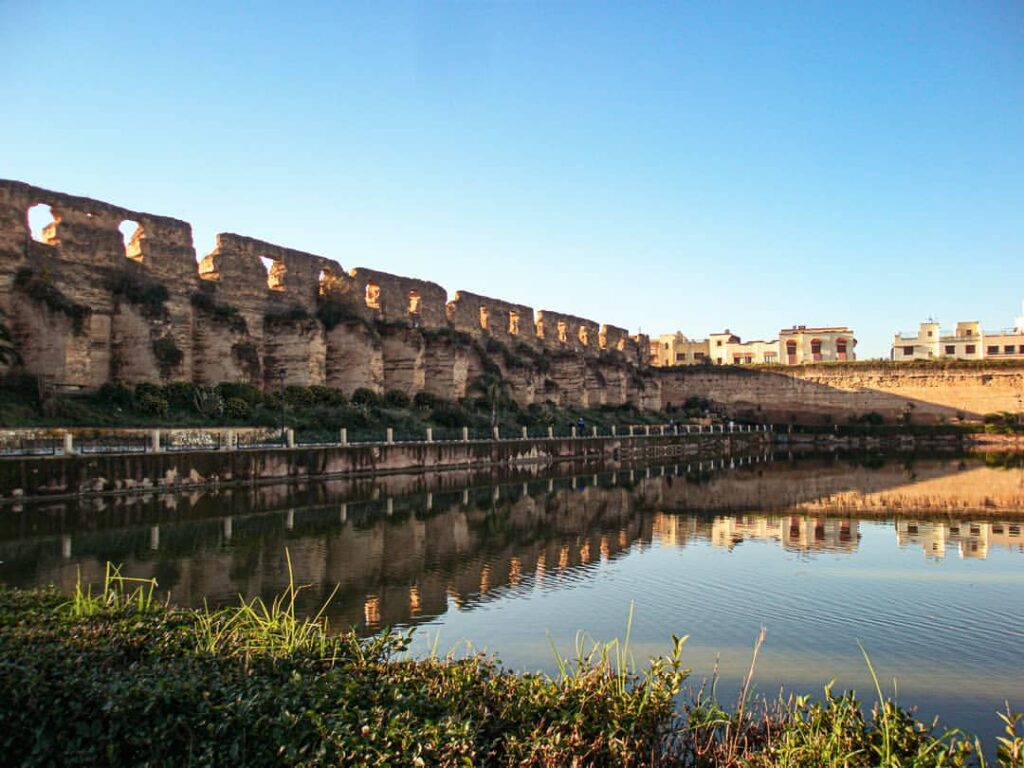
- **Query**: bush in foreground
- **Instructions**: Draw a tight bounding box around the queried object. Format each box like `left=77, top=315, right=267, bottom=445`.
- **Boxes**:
left=0, top=566, right=1020, bottom=767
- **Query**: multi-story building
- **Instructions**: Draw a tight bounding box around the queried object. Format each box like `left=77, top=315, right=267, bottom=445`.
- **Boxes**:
left=649, top=332, right=709, bottom=366
left=891, top=304, right=1024, bottom=361
left=778, top=326, right=855, bottom=364
left=650, top=325, right=856, bottom=367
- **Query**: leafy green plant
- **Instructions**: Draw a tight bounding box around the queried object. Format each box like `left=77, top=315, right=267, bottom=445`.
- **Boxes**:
left=152, top=336, right=184, bottom=376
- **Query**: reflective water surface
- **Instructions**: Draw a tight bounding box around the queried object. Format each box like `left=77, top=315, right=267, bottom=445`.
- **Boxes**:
left=1, top=453, right=1022, bottom=743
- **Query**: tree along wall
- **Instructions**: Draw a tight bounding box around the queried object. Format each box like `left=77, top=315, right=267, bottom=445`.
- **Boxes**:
left=0, top=180, right=655, bottom=408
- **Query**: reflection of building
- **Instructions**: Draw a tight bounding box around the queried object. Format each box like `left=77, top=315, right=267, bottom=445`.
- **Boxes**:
left=895, top=519, right=1023, bottom=560
left=711, top=515, right=859, bottom=553
left=651, top=513, right=860, bottom=554
left=891, top=304, right=1024, bottom=361
left=649, top=326, right=855, bottom=367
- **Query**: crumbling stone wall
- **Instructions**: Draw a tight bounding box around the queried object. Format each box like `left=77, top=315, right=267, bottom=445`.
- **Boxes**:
left=0, top=180, right=655, bottom=407
left=446, top=291, right=537, bottom=347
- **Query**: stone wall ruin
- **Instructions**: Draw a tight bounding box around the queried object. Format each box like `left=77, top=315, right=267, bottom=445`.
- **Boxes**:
left=0, top=180, right=659, bottom=408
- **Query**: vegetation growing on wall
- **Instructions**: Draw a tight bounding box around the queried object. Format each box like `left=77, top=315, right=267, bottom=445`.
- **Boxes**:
left=151, top=336, right=184, bottom=377
left=106, top=270, right=170, bottom=319
left=190, top=288, right=248, bottom=334
left=13, top=267, right=91, bottom=332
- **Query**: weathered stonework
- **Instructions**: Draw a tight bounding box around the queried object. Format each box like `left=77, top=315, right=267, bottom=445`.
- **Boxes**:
left=0, top=179, right=657, bottom=406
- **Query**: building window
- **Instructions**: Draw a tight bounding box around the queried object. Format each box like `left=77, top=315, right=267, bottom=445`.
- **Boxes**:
left=716, top=340, right=722, bottom=347
left=663, top=342, right=669, bottom=349
left=1005, top=345, right=1016, bottom=354
left=675, top=352, right=686, bottom=361
left=965, top=329, right=973, bottom=336
left=927, top=330, right=933, bottom=337
left=966, top=344, right=976, bottom=354
left=988, top=346, right=999, bottom=355
left=945, top=345, right=955, bottom=354
left=902, top=346, right=914, bottom=355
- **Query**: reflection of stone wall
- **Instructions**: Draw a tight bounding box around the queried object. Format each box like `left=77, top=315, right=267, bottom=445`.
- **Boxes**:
left=659, top=365, right=1024, bottom=424
left=4, top=456, right=1022, bottom=633
left=0, top=180, right=656, bottom=407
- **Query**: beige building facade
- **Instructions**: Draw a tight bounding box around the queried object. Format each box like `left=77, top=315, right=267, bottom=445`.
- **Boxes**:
left=891, top=304, right=1024, bottom=362
left=650, top=325, right=856, bottom=367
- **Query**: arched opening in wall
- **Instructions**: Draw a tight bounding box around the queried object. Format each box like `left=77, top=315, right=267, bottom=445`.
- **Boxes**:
left=835, top=337, right=848, bottom=361
left=578, top=326, right=589, bottom=346
left=119, top=220, right=143, bottom=262
left=261, top=256, right=286, bottom=291
left=598, top=330, right=608, bottom=349
left=27, top=204, right=57, bottom=244
left=508, top=310, right=519, bottom=336
left=479, top=306, right=489, bottom=331
left=616, top=338, right=625, bottom=351
left=408, top=290, right=421, bottom=315
left=786, top=340, right=797, bottom=364
left=810, top=338, right=822, bottom=361
left=365, top=280, right=381, bottom=309
left=557, top=321, right=568, bottom=343
left=318, top=269, right=330, bottom=295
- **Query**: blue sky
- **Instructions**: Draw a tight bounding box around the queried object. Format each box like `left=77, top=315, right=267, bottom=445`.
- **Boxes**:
left=3, top=1, right=1022, bottom=357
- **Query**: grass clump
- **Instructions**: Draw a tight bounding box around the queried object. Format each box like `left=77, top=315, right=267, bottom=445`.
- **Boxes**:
left=0, top=560, right=685, bottom=767
left=1, top=565, right=1022, bottom=766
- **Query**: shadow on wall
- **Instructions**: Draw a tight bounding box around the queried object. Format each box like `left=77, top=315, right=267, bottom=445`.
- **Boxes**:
left=657, top=364, right=1024, bottom=425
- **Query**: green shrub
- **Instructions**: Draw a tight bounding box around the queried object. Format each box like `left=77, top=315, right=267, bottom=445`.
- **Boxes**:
left=136, top=391, right=169, bottom=417
left=430, top=401, right=474, bottom=427
left=224, top=397, right=251, bottom=420
left=284, top=385, right=316, bottom=408
left=351, top=387, right=383, bottom=407
left=216, top=382, right=264, bottom=406
left=383, top=389, right=411, bottom=408
left=97, top=382, right=134, bottom=408
left=162, top=381, right=198, bottom=410
left=413, top=391, right=438, bottom=409
left=308, top=385, right=346, bottom=407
